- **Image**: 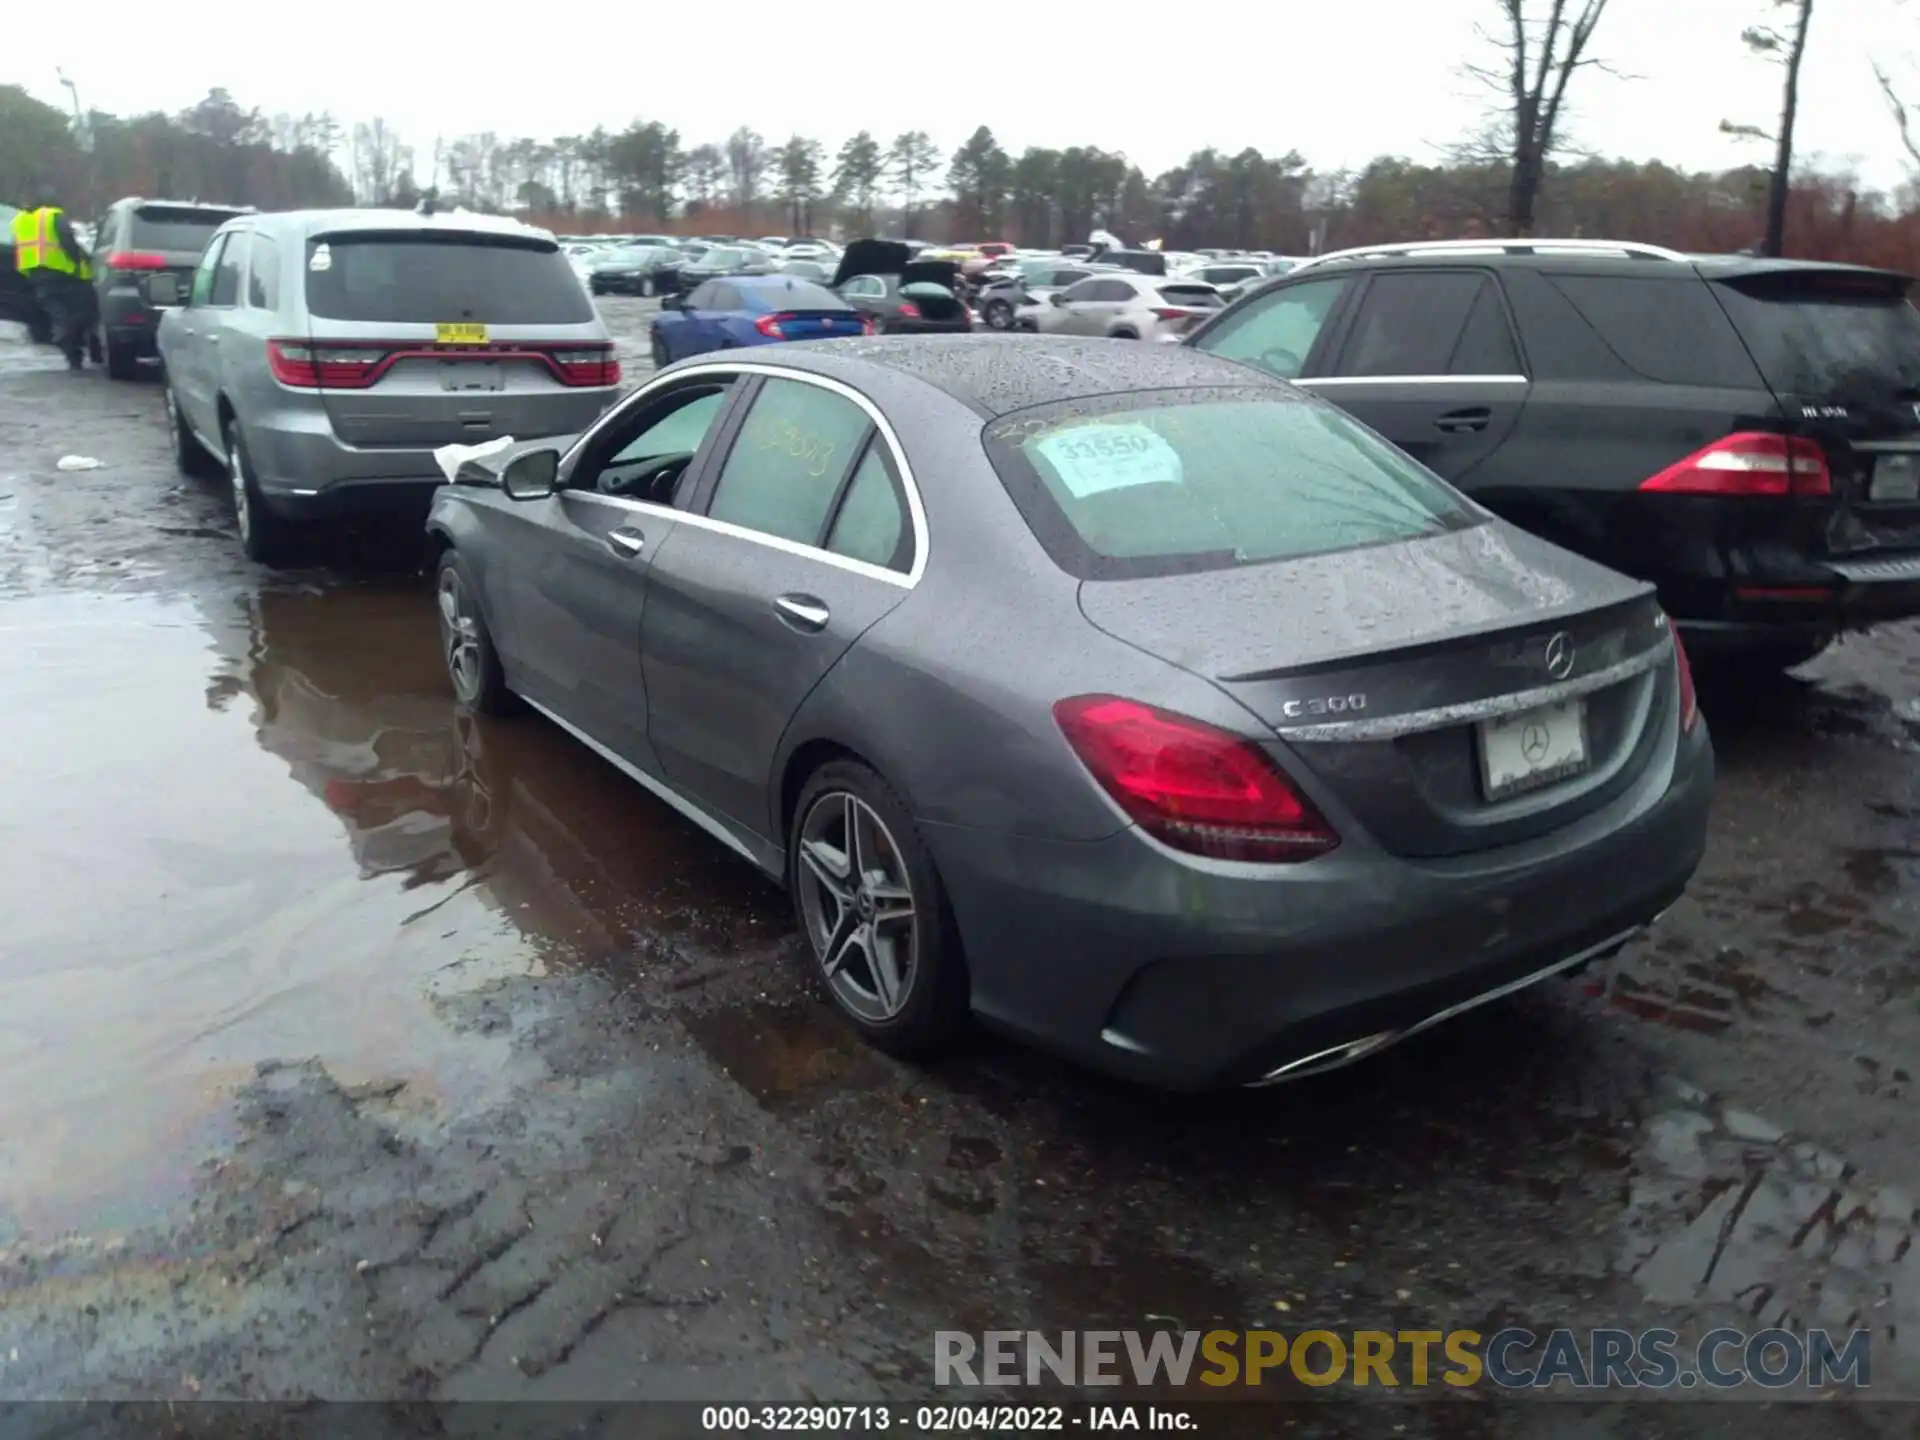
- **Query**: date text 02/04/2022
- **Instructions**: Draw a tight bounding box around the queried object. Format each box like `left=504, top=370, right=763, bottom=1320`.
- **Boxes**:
left=698, top=1403, right=1198, bottom=1432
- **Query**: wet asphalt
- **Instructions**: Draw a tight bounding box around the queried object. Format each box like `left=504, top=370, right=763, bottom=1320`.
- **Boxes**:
left=0, top=300, right=1917, bottom=1438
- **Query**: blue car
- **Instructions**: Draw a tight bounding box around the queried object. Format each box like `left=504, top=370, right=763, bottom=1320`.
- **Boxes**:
left=648, top=274, right=873, bottom=366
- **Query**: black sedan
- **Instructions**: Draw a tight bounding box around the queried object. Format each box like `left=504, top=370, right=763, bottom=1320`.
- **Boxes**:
left=589, top=245, right=684, bottom=297
left=670, top=244, right=778, bottom=293
left=831, top=239, right=972, bottom=335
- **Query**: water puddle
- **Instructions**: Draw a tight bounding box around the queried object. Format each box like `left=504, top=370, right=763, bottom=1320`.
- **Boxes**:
left=680, top=998, right=889, bottom=1109
left=0, top=582, right=780, bottom=1237
left=1621, top=1083, right=1917, bottom=1389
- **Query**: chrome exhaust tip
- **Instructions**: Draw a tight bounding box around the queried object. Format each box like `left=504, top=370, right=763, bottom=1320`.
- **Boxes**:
left=1248, top=1029, right=1402, bottom=1087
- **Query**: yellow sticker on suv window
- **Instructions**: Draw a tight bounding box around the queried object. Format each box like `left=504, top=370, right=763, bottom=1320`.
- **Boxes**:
left=435, top=323, right=488, bottom=346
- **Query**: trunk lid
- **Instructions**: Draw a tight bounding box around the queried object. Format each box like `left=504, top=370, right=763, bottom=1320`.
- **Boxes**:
left=303, top=228, right=610, bottom=449
left=1709, top=263, right=1920, bottom=560
left=1077, top=523, right=1674, bottom=858
left=764, top=308, right=867, bottom=340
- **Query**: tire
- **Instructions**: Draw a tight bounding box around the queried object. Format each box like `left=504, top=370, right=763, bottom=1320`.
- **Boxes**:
left=224, top=419, right=293, bottom=567
left=164, top=386, right=221, bottom=479
left=435, top=549, right=517, bottom=715
left=1110, top=329, right=1139, bottom=340
left=105, top=335, right=138, bottom=380
left=650, top=332, right=669, bottom=369
left=789, top=759, right=969, bottom=1058
left=984, top=299, right=1013, bottom=330
left=640, top=275, right=657, bottom=298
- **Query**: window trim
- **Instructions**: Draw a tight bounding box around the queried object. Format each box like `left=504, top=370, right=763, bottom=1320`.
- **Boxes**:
left=1295, top=374, right=1530, bottom=387
left=557, top=361, right=930, bottom=590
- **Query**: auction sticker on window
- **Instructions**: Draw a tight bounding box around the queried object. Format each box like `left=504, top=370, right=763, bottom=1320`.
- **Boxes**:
left=1032, top=423, right=1183, bottom=499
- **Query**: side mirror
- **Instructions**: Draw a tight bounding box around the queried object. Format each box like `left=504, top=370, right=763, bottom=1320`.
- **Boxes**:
left=661, top=294, right=683, bottom=311
left=146, top=273, right=183, bottom=307
left=502, top=448, right=560, bottom=501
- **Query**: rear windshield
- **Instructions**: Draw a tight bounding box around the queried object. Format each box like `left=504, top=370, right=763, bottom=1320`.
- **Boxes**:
left=704, top=247, right=755, bottom=266
left=304, top=234, right=595, bottom=324
left=131, top=206, right=242, bottom=253
left=1712, top=272, right=1920, bottom=397
left=983, top=386, right=1480, bottom=580
left=1158, top=284, right=1224, bottom=309
left=743, top=280, right=848, bottom=311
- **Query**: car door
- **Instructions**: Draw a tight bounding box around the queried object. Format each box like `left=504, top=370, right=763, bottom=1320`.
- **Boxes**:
left=169, top=231, right=232, bottom=438
left=1298, top=269, right=1530, bottom=484
left=1040, top=276, right=1106, bottom=335
left=641, top=371, right=918, bottom=843
left=502, top=375, right=745, bottom=773
left=675, top=281, right=724, bottom=355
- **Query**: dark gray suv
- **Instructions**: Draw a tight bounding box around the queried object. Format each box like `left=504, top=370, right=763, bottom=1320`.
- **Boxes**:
left=90, top=197, right=251, bottom=378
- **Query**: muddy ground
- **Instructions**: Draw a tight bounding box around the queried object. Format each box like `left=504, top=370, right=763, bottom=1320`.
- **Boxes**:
left=0, top=302, right=1916, bottom=1438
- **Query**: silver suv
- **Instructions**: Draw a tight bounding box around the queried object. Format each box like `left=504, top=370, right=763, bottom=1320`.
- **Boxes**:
left=1030, top=272, right=1226, bottom=343
left=156, top=208, right=621, bottom=566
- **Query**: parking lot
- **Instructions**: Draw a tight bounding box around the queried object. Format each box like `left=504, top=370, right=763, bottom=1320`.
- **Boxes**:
left=2, top=291, right=1919, bottom=1432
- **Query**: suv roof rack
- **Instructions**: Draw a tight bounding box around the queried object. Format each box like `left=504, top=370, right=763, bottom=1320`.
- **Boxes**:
left=1290, top=238, right=1688, bottom=273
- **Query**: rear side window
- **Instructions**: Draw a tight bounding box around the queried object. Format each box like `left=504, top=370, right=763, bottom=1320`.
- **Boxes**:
left=303, top=234, right=595, bottom=324
left=983, top=386, right=1478, bottom=580
left=708, top=377, right=873, bottom=546
left=246, top=234, right=279, bottom=309
left=130, top=206, right=240, bottom=254
left=209, top=240, right=243, bottom=306
left=1711, top=271, right=1920, bottom=397
left=825, top=442, right=911, bottom=572
left=1542, top=274, right=1764, bottom=387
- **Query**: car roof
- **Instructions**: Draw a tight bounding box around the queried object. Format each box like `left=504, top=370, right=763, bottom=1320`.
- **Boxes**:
left=252, top=208, right=554, bottom=243
left=740, top=334, right=1284, bottom=419
left=1282, top=239, right=1914, bottom=285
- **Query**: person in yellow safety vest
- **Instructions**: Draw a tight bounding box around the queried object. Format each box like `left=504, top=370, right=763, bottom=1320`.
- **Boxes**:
left=13, top=193, right=95, bottom=371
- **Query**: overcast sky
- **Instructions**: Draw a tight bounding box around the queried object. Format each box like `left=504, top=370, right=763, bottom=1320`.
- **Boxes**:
left=9, top=0, right=1919, bottom=191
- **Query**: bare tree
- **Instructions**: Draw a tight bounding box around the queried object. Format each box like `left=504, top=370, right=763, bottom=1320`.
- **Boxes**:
left=1872, top=1, right=1920, bottom=174
left=1720, top=0, right=1815, bottom=256
left=1464, top=0, right=1617, bottom=237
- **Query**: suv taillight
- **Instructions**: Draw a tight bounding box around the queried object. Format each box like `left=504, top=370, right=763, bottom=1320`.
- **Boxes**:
left=1639, top=432, right=1831, bottom=496
left=1052, top=695, right=1339, bottom=863
left=267, top=339, right=386, bottom=388
left=552, top=346, right=620, bottom=386
left=106, top=251, right=167, bottom=271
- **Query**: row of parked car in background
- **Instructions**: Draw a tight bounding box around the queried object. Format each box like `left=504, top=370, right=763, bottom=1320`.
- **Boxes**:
left=14, top=186, right=1920, bottom=1088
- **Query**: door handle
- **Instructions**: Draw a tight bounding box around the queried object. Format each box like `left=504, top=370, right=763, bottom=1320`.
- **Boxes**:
left=205, top=333, right=220, bottom=344
left=775, top=594, right=831, bottom=631
left=1434, top=406, right=1490, bottom=434
left=605, top=525, right=645, bottom=558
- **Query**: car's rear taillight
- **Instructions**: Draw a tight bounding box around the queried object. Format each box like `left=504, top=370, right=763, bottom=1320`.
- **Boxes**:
left=266, top=339, right=386, bottom=388
left=1150, top=307, right=1190, bottom=321
left=552, top=346, right=620, bottom=386
left=1639, top=432, right=1831, bottom=496
left=754, top=313, right=789, bottom=340
left=896, top=300, right=922, bottom=319
left=1671, top=628, right=1699, bottom=734
left=1052, top=695, right=1339, bottom=863
left=105, top=251, right=167, bottom=271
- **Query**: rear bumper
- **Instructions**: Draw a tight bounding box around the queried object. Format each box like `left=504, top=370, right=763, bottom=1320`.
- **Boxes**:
left=245, top=391, right=612, bottom=520
left=1670, top=551, right=1920, bottom=655
left=922, top=723, right=1714, bottom=1091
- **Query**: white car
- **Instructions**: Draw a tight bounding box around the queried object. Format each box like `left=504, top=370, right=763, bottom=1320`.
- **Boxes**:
left=1030, top=272, right=1225, bottom=342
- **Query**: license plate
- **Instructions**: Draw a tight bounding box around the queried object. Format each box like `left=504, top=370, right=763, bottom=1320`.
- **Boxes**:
left=440, top=360, right=503, bottom=392
left=1870, top=454, right=1920, bottom=502
left=1477, top=699, right=1590, bottom=801
left=435, top=322, right=489, bottom=346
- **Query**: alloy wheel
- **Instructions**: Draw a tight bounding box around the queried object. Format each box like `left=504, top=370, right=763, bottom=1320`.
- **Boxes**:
left=228, top=442, right=251, bottom=543
left=796, top=791, right=918, bottom=1022
left=438, top=567, right=484, bottom=704
left=986, top=302, right=1011, bottom=330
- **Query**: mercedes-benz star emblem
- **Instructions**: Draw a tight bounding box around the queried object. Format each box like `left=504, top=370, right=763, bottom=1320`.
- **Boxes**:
left=1543, top=631, right=1575, bottom=680
left=1520, top=722, right=1552, bottom=764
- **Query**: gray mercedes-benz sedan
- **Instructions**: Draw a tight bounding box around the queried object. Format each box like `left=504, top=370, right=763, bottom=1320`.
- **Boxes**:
left=424, top=335, right=1714, bottom=1090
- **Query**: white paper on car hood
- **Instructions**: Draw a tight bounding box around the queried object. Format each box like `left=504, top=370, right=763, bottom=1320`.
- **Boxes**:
left=431, top=435, right=519, bottom=484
